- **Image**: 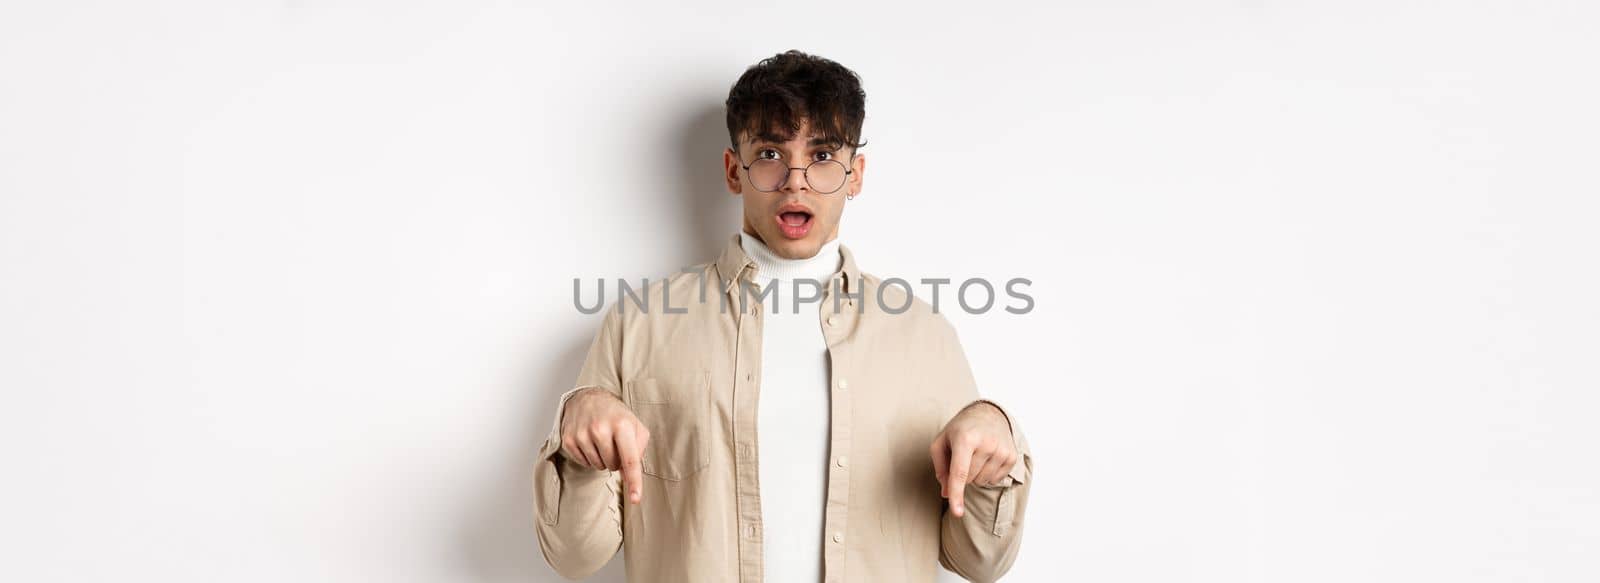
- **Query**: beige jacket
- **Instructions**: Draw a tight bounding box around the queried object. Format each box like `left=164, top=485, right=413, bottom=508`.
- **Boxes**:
left=532, top=234, right=1034, bottom=582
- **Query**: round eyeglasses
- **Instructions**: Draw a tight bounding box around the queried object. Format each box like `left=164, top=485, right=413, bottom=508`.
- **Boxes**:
left=739, top=155, right=854, bottom=194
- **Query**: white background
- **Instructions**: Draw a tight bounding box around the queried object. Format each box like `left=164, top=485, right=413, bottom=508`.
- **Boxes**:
left=2, top=1, right=1596, bottom=582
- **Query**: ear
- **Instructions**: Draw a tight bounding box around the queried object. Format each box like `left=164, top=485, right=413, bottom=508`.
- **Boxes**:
left=846, top=150, right=866, bottom=198
left=724, top=147, right=743, bottom=195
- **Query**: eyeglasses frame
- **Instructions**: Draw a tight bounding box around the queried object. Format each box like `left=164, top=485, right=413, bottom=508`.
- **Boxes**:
left=736, top=148, right=857, bottom=195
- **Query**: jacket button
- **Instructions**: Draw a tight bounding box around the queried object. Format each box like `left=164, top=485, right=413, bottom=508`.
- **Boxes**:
left=832, top=532, right=844, bottom=543
left=837, top=379, right=849, bottom=390
left=836, top=456, right=848, bottom=468
left=826, top=315, right=838, bottom=326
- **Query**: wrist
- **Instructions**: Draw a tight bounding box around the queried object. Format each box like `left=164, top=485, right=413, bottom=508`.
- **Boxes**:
left=561, top=387, right=617, bottom=429
left=572, top=386, right=615, bottom=404
left=961, top=400, right=1013, bottom=434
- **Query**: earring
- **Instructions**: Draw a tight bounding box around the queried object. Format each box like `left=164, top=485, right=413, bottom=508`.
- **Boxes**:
left=846, top=192, right=856, bottom=200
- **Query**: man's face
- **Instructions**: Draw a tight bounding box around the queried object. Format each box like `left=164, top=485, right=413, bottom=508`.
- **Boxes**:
left=723, top=119, right=866, bottom=260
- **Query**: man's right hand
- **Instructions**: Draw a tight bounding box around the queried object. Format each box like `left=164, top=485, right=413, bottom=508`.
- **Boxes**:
left=559, top=387, right=650, bottom=505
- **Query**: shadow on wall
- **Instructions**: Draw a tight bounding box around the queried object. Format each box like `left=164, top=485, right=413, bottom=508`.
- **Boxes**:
left=672, top=103, right=743, bottom=269
left=454, top=101, right=736, bottom=582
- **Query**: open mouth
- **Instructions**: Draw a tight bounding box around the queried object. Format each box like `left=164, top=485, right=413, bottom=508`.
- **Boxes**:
left=775, top=209, right=814, bottom=239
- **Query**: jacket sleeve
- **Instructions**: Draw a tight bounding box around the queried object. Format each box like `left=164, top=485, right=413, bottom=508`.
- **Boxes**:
left=532, top=307, right=627, bottom=579
left=934, top=320, right=1034, bottom=583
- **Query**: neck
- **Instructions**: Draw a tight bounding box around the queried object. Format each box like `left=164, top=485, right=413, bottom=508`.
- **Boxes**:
left=738, top=231, right=841, bottom=283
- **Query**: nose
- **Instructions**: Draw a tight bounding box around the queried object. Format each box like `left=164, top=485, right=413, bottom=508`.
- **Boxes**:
left=779, top=165, right=809, bottom=194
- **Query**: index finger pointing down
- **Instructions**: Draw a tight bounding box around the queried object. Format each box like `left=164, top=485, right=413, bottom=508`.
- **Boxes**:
left=615, top=423, right=644, bottom=504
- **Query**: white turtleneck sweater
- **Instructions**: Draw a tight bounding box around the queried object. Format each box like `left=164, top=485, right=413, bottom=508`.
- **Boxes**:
left=738, top=230, right=840, bottom=583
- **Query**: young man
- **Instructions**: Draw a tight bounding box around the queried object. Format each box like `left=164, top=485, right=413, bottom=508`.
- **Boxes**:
left=532, top=50, right=1033, bottom=583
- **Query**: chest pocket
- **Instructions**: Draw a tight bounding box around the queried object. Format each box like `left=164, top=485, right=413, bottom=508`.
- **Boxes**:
left=625, top=371, right=711, bottom=481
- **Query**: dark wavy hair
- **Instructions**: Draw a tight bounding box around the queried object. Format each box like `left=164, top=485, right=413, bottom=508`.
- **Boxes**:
left=724, top=50, right=868, bottom=155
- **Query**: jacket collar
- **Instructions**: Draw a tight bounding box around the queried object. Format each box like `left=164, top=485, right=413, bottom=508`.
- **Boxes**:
left=714, top=232, right=862, bottom=295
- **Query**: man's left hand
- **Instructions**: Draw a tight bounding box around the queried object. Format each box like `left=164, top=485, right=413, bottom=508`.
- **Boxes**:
left=929, top=402, right=1018, bottom=518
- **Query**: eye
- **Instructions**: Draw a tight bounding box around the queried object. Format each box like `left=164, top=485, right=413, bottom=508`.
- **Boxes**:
left=814, top=150, right=835, bottom=162
left=756, top=148, right=781, bottom=160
